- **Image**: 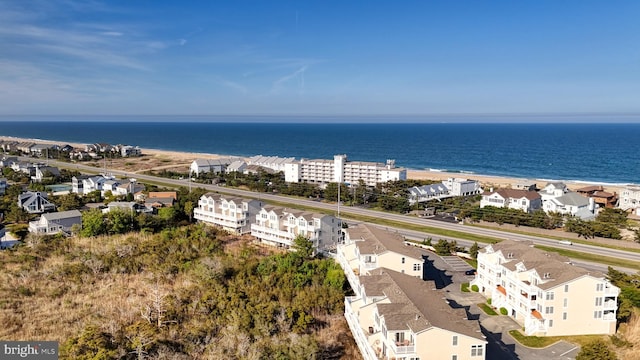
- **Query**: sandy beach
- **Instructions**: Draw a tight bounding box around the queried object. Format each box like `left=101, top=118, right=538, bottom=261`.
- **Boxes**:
left=0, top=135, right=627, bottom=194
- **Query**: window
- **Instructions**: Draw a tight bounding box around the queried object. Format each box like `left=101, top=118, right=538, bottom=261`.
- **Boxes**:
left=596, top=283, right=604, bottom=291
left=452, top=336, right=458, bottom=346
left=413, top=264, right=421, bottom=271
left=563, top=312, right=567, bottom=320
left=594, top=311, right=602, bottom=319
left=549, top=319, right=554, bottom=327
left=471, top=345, right=483, bottom=357
left=564, top=284, right=569, bottom=292
left=563, top=298, right=568, bottom=308
left=402, top=257, right=405, bottom=264
left=545, top=292, right=555, bottom=301
left=452, top=356, right=458, bottom=360
left=545, top=306, right=554, bottom=314
left=595, top=297, right=603, bottom=306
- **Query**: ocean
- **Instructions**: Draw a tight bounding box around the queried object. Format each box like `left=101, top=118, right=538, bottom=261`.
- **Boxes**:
left=0, top=117, right=638, bottom=185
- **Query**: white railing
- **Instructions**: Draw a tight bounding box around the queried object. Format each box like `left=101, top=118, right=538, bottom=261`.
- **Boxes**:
left=605, top=287, right=620, bottom=296
left=364, top=262, right=377, bottom=270
left=390, top=341, right=416, bottom=355
left=604, top=300, right=617, bottom=310
left=344, top=298, right=378, bottom=360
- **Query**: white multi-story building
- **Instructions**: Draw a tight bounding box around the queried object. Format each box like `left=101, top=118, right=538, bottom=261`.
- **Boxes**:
left=72, top=174, right=115, bottom=195
left=408, top=178, right=482, bottom=204
left=345, top=268, right=487, bottom=360
left=619, top=186, right=640, bottom=215
left=247, top=155, right=295, bottom=173
left=190, top=158, right=234, bottom=177
left=28, top=210, right=82, bottom=235
left=284, top=154, right=406, bottom=187
left=193, top=193, right=263, bottom=234
left=250, top=205, right=341, bottom=251
left=470, top=240, right=619, bottom=336
left=337, top=224, right=428, bottom=294
left=538, top=182, right=569, bottom=202
left=480, top=188, right=542, bottom=213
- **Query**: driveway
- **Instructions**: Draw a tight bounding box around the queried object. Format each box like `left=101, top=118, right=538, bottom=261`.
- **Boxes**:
left=427, top=252, right=581, bottom=360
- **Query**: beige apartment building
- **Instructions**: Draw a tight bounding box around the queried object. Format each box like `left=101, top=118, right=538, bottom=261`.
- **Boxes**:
left=193, top=193, right=263, bottom=234
left=345, top=269, right=487, bottom=360
left=337, top=224, right=429, bottom=296
left=250, top=205, right=341, bottom=251
left=471, top=240, right=619, bottom=336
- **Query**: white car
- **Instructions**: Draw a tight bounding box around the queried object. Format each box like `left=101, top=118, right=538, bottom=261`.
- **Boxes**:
left=559, top=240, right=572, bottom=245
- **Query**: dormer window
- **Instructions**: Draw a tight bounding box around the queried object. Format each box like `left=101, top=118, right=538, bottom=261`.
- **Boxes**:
left=507, top=252, right=514, bottom=259
left=543, top=273, right=551, bottom=279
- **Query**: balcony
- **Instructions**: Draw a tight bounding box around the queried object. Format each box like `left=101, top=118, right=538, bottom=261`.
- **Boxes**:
left=363, top=261, right=377, bottom=270
left=604, top=287, right=619, bottom=296
left=390, top=340, right=416, bottom=355
left=604, top=300, right=617, bottom=310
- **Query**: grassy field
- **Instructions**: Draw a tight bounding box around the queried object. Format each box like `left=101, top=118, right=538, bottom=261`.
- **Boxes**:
left=534, top=245, right=640, bottom=271
left=509, top=329, right=607, bottom=348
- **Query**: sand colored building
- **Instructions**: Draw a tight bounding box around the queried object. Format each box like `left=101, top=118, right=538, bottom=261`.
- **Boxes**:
left=345, top=269, right=486, bottom=360
left=470, top=240, right=619, bottom=336
left=337, top=224, right=429, bottom=296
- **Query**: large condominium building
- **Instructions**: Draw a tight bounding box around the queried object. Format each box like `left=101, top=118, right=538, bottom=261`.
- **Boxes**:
left=619, top=186, right=640, bottom=215
left=345, top=268, right=487, bottom=360
left=193, top=193, right=263, bottom=234
left=471, top=240, right=619, bottom=336
left=284, top=154, right=406, bottom=187
left=250, top=205, right=341, bottom=251
left=337, top=224, right=428, bottom=294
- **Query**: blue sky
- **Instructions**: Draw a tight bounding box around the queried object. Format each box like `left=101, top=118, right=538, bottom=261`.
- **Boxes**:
left=1, top=0, right=639, bottom=116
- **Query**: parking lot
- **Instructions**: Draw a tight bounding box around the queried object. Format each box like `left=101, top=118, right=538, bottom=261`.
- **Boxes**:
left=426, top=253, right=580, bottom=360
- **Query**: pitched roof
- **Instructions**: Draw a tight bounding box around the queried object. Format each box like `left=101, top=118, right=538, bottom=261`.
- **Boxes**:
left=346, top=223, right=427, bottom=260
left=554, top=192, right=590, bottom=207
left=485, top=240, right=605, bottom=290
left=485, top=188, right=541, bottom=201
left=364, top=269, right=485, bottom=340
left=41, top=210, right=82, bottom=221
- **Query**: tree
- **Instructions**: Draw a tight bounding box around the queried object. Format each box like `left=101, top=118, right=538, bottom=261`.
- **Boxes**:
left=469, top=242, right=479, bottom=259
left=292, top=234, right=314, bottom=260
left=81, top=208, right=107, bottom=237
left=183, top=201, right=194, bottom=223
left=575, top=339, right=617, bottom=360
left=107, top=208, right=135, bottom=234
left=434, top=239, right=452, bottom=255
left=56, top=193, right=83, bottom=211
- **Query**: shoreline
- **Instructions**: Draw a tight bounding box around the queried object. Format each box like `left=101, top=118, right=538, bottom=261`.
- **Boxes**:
left=0, top=135, right=630, bottom=194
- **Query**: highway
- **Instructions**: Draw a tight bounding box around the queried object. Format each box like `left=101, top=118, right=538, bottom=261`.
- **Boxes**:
left=33, top=158, right=640, bottom=274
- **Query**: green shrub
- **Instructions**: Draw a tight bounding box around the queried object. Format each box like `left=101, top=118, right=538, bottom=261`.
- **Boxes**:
left=500, top=307, right=508, bottom=315
left=461, top=283, right=470, bottom=292
left=487, top=298, right=492, bottom=305
left=471, top=284, right=479, bottom=292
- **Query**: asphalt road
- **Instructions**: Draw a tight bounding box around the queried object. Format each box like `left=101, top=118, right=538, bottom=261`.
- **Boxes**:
left=32, top=157, right=640, bottom=274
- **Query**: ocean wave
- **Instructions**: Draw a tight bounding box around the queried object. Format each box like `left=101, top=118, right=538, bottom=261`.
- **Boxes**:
left=427, top=168, right=475, bottom=174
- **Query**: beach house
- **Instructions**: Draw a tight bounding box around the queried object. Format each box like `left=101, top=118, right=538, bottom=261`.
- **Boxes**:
left=18, top=191, right=56, bottom=214
left=250, top=205, right=341, bottom=252
left=28, top=210, right=82, bottom=235
left=479, top=189, right=542, bottom=213
left=193, top=193, right=263, bottom=234
left=190, top=158, right=234, bottom=176
left=618, top=186, right=640, bottom=215
left=470, top=240, right=618, bottom=336
left=345, top=268, right=487, bottom=360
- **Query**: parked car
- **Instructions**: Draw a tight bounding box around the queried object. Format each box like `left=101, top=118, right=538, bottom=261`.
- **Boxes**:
left=559, top=240, right=572, bottom=245
left=465, top=269, right=477, bottom=276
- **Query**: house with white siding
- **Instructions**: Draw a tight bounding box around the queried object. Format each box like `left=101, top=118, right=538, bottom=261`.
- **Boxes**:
left=408, top=178, right=482, bottom=205
left=247, top=155, right=294, bottom=173
left=250, top=205, right=341, bottom=251
left=619, top=186, right=640, bottom=216
left=543, top=192, right=596, bottom=220
left=190, top=159, right=234, bottom=176
left=480, top=189, right=542, bottom=213
left=193, top=193, right=263, bottom=234
left=345, top=268, right=486, bottom=360
left=28, top=210, right=82, bottom=235
left=470, top=240, right=619, bottom=336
